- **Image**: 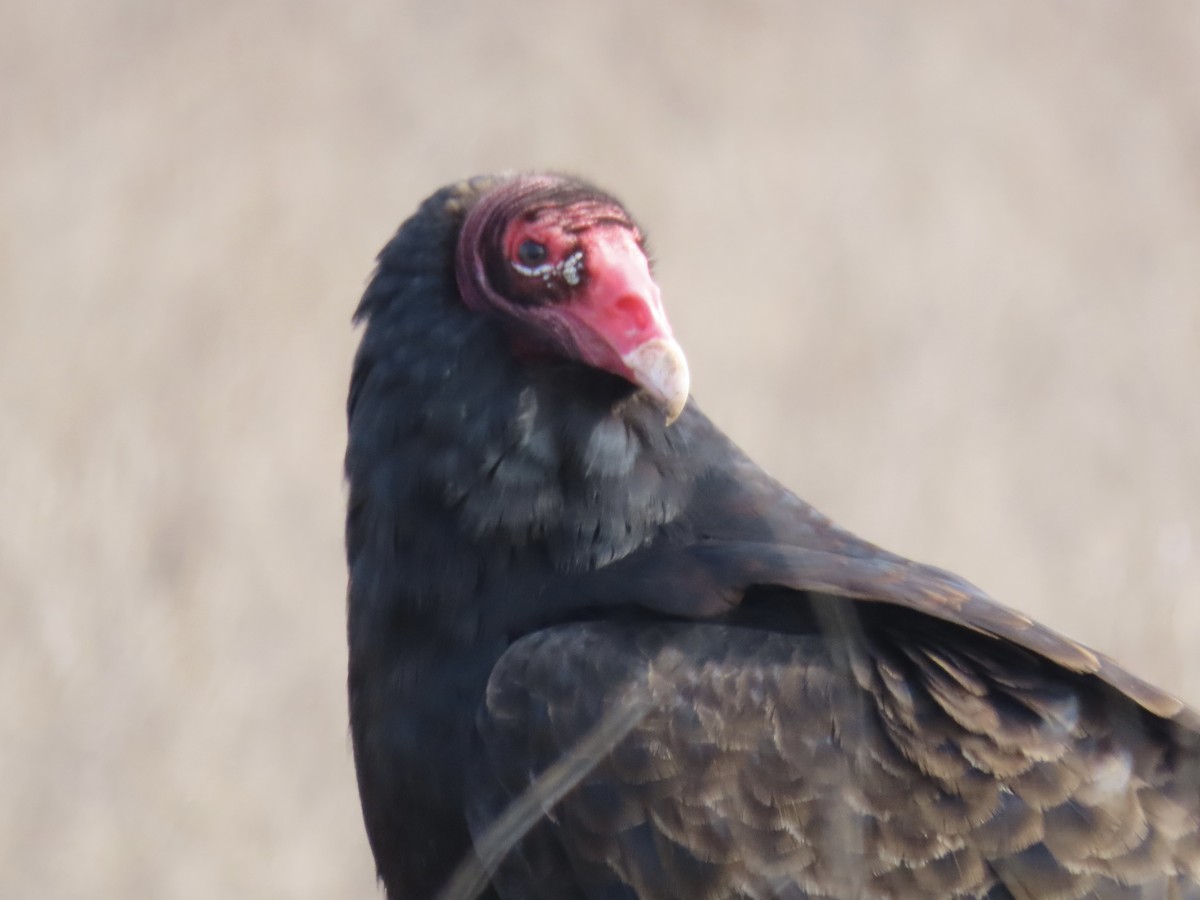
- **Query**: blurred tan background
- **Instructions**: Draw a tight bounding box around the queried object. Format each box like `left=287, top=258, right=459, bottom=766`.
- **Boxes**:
left=2, top=1, right=1198, bottom=897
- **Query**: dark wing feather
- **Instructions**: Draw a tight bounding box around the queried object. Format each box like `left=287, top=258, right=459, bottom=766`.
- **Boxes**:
left=516, top=535, right=1197, bottom=727
left=470, top=617, right=1200, bottom=900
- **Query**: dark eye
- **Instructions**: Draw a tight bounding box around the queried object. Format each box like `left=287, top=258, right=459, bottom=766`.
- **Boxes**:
left=516, top=240, right=548, bottom=267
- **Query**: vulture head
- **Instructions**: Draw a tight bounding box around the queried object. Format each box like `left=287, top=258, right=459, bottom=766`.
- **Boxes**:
left=452, top=174, right=690, bottom=423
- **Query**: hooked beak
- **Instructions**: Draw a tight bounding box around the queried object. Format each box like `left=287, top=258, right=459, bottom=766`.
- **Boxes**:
left=557, top=228, right=691, bottom=424
left=619, top=337, right=690, bottom=425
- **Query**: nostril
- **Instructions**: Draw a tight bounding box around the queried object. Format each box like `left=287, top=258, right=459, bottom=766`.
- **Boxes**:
left=615, top=295, right=652, bottom=333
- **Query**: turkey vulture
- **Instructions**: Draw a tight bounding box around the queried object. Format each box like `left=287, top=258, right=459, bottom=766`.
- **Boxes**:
left=345, top=173, right=1200, bottom=899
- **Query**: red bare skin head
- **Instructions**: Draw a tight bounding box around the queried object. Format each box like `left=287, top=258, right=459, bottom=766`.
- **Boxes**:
left=455, top=175, right=690, bottom=423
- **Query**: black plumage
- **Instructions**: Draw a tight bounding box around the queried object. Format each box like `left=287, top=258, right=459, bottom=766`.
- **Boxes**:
left=346, top=173, right=1200, bottom=899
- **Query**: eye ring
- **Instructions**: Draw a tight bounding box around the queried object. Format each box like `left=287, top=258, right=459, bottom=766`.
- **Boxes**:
left=516, top=240, right=548, bottom=267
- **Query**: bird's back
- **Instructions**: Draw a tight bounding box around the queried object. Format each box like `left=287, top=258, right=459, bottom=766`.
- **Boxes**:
left=471, top=610, right=1200, bottom=899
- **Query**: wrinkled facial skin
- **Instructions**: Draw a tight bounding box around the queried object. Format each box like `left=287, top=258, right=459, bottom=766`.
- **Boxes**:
left=495, top=201, right=640, bottom=306
left=457, top=178, right=691, bottom=423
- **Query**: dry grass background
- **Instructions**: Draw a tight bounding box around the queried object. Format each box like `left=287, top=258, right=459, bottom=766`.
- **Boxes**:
left=2, top=1, right=1198, bottom=897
